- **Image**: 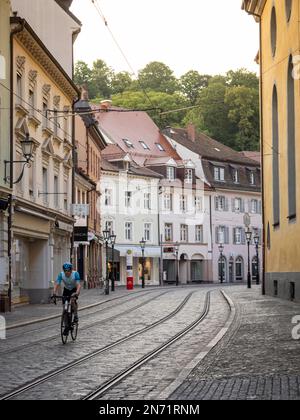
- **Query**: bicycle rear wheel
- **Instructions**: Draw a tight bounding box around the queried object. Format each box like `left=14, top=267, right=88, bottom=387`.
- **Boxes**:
left=61, top=312, right=69, bottom=345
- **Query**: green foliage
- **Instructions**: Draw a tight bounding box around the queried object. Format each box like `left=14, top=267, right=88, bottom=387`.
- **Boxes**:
left=73, top=61, right=260, bottom=150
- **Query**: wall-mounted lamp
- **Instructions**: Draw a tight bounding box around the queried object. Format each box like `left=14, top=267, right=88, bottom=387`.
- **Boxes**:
left=4, top=133, right=35, bottom=184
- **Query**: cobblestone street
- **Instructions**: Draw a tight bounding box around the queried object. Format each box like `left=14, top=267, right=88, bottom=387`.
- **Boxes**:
left=1, top=285, right=300, bottom=401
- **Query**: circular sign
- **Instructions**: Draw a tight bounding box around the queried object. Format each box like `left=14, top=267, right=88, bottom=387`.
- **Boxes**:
left=243, top=213, right=251, bottom=227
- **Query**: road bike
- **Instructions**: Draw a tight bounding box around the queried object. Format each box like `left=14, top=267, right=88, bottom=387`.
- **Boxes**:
left=51, top=295, right=78, bottom=345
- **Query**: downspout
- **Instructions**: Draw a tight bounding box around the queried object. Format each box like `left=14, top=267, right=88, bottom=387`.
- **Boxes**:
left=259, top=20, right=266, bottom=295
left=8, top=19, right=25, bottom=312
left=71, top=95, right=80, bottom=265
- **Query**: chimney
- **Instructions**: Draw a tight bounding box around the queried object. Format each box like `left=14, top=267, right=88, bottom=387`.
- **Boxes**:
left=100, top=100, right=112, bottom=111
left=187, top=123, right=196, bottom=142
left=80, top=84, right=89, bottom=101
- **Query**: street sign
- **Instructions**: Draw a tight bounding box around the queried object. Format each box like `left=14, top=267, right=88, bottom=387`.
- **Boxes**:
left=243, top=213, right=251, bottom=227
left=71, top=204, right=90, bottom=217
left=74, top=227, right=88, bottom=242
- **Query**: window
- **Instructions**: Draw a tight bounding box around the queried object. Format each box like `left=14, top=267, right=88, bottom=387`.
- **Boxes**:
left=233, top=169, right=239, bottom=184
left=215, top=196, right=227, bottom=211
left=185, top=169, right=193, bottom=184
left=216, top=226, right=229, bottom=244
left=180, top=225, right=188, bottom=242
left=251, top=199, right=258, bottom=214
left=105, top=221, right=114, bottom=234
left=164, top=193, right=173, bottom=211
left=123, top=138, right=134, bottom=149
left=64, top=179, right=68, bottom=210
left=105, top=189, right=112, bottom=206
left=125, top=191, right=132, bottom=208
left=235, top=257, right=244, bottom=281
left=195, top=225, right=203, bottom=243
left=271, top=7, right=277, bottom=57
left=29, top=89, right=35, bottom=117
left=234, top=228, right=243, bottom=245
left=139, top=141, right=150, bottom=150
left=16, top=73, right=22, bottom=105
left=156, top=143, right=165, bottom=152
left=144, top=223, right=151, bottom=241
left=125, top=222, right=133, bottom=241
left=54, top=175, right=59, bottom=208
left=272, top=85, right=280, bottom=226
left=195, top=196, right=203, bottom=212
left=167, top=166, right=175, bottom=181
left=42, top=168, right=48, bottom=205
left=214, top=166, right=225, bottom=182
left=43, top=101, right=48, bottom=129
left=287, top=55, right=296, bottom=219
left=144, top=193, right=151, bottom=210
left=233, top=198, right=243, bottom=213
left=286, top=0, right=292, bottom=22
left=180, top=195, right=187, bottom=212
left=164, top=224, right=173, bottom=242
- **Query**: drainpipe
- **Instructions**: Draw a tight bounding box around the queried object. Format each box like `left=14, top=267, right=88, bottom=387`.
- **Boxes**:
left=7, top=19, right=25, bottom=312
left=258, top=21, right=266, bottom=296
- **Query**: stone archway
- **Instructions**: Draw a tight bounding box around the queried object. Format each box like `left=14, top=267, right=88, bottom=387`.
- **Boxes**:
left=191, top=253, right=205, bottom=283
left=179, top=253, right=189, bottom=284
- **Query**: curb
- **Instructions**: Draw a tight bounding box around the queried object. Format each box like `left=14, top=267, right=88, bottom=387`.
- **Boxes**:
left=157, top=289, right=236, bottom=400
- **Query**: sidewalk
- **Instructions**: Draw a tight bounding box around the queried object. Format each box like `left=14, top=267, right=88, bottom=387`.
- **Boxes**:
left=3, top=286, right=149, bottom=329
left=170, top=286, right=300, bottom=400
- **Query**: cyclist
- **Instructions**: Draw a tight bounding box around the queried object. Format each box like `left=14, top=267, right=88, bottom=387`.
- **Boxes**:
left=52, top=262, right=81, bottom=331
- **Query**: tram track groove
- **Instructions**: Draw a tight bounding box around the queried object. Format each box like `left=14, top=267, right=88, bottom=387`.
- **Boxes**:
left=0, top=290, right=195, bottom=400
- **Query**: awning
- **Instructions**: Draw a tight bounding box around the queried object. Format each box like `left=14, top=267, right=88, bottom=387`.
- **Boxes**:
left=114, top=246, right=161, bottom=258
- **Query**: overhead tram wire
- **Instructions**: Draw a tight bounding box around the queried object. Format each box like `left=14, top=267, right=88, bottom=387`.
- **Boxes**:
left=90, top=0, right=156, bottom=110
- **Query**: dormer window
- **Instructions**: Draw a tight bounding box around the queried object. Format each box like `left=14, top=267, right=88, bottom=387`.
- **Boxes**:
left=214, top=166, right=225, bottom=182
left=185, top=169, right=193, bottom=184
left=233, top=169, right=239, bottom=184
left=156, top=143, right=165, bottom=152
left=167, top=166, right=175, bottom=181
left=123, top=139, right=134, bottom=149
left=139, top=141, right=150, bottom=150
left=249, top=171, right=255, bottom=185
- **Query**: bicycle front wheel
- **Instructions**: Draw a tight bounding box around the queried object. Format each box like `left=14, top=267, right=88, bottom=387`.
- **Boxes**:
left=61, top=312, right=69, bottom=345
left=71, top=314, right=78, bottom=342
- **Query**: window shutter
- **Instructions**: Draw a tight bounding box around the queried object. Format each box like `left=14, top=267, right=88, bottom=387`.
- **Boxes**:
left=241, top=228, right=246, bottom=245
left=225, top=227, right=230, bottom=244
left=241, top=200, right=245, bottom=213
left=215, top=197, right=218, bottom=211
left=258, top=200, right=262, bottom=214
left=233, top=228, right=236, bottom=244
left=232, top=198, right=235, bottom=212
left=215, top=227, right=219, bottom=244
left=225, top=198, right=229, bottom=212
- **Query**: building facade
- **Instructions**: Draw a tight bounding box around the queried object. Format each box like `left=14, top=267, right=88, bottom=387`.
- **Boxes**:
left=74, top=94, right=107, bottom=289
left=243, top=0, right=300, bottom=301
left=7, top=12, right=79, bottom=304
left=0, top=0, right=11, bottom=310
left=164, top=126, right=262, bottom=284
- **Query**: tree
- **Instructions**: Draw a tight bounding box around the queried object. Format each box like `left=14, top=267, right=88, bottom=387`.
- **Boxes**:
left=138, top=61, right=178, bottom=94
left=111, top=71, right=133, bottom=95
left=179, top=71, right=211, bottom=105
left=74, top=61, right=92, bottom=87
left=90, top=59, right=113, bottom=99
left=226, top=68, right=259, bottom=90
left=225, top=86, right=260, bottom=151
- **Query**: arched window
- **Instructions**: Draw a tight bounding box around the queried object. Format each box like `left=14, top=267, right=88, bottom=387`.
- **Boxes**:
left=271, top=7, right=277, bottom=57
left=272, top=85, right=280, bottom=226
left=235, top=257, right=244, bottom=281
left=252, top=256, right=258, bottom=280
left=287, top=55, right=296, bottom=219
left=286, top=0, right=293, bottom=22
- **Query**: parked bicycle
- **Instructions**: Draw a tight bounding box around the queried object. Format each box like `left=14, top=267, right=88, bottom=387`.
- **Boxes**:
left=51, top=295, right=78, bottom=345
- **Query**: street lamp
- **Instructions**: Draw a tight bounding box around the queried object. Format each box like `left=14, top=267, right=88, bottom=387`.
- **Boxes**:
left=246, top=228, right=253, bottom=289
left=4, top=133, right=35, bottom=184
left=174, top=242, right=179, bottom=286
left=254, top=234, right=260, bottom=285
left=103, top=229, right=111, bottom=295
left=140, top=238, right=146, bottom=289
left=110, top=232, right=117, bottom=292
left=218, top=243, right=224, bottom=284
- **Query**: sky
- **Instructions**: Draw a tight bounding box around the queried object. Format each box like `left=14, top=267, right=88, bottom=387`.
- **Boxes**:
left=70, top=0, right=259, bottom=78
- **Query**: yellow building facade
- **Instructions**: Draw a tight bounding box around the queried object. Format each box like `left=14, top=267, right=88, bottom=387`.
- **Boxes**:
left=243, top=0, right=300, bottom=300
